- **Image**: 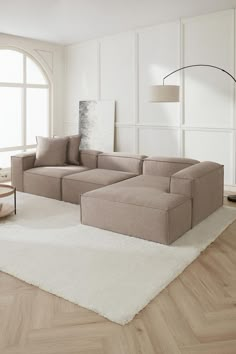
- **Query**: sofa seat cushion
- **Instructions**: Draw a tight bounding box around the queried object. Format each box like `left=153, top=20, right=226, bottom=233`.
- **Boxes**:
left=62, top=168, right=137, bottom=204
left=81, top=180, right=192, bottom=245
left=107, top=175, right=171, bottom=193
left=24, top=165, right=89, bottom=200
left=81, top=179, right=185, bottom=210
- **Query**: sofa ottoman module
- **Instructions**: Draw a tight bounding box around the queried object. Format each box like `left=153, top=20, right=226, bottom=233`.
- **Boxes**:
left=81, top=178, right=192, bottom=245
left=62, top=152, right=146, bottom=204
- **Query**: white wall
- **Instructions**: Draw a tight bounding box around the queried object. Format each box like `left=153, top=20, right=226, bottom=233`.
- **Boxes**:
left=0, top=33, right=65, bottom=135
left=64, top=9, right=236, bottom=186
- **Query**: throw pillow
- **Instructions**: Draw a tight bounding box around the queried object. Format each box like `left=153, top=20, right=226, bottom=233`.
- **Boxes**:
left=34, top=136, right=68, bottom=167
left=54, top=135, right=81, bottom=165
left=67, top=135, right=81, bottom=165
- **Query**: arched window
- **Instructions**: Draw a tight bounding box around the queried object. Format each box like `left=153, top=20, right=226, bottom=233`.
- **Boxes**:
left=0, top=49, right=50, bottom=168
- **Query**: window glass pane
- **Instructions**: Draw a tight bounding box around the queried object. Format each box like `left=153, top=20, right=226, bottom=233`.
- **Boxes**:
left=24, top=148, right=36, bottom=153
left=26, top=88, right=49, bottom=145
left=0, top=87, right=22, bottom=148
left=0, top=50, right=23, bottom=83
left=0, top=150, right=22, bottom=169
left=26, top=57, right=47, bottom=85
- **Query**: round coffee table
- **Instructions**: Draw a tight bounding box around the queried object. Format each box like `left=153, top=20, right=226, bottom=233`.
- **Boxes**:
left=0, top=184, right=16, bottom=218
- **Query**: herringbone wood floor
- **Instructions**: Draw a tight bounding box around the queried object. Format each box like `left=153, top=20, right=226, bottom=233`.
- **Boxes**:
left=1, top=196, right=236, bottom=354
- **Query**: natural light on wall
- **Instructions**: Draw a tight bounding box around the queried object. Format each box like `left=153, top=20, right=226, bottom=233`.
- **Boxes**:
left=0, top=49, right=50, bottom=169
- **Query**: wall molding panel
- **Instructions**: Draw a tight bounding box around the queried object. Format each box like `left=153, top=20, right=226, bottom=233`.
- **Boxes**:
left=64, top=9, right=236, bottom=186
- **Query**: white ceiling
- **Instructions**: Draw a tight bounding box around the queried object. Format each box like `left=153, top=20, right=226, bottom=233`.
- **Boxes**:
left=1, top=0, right=236, bottom=45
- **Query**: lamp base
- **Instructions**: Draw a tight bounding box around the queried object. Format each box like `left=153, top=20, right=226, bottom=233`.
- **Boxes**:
left=227, top=195, right=236, bottom=202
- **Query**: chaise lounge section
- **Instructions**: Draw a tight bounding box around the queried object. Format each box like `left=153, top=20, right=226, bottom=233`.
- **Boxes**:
left=81, top=157, right=224, bottom=244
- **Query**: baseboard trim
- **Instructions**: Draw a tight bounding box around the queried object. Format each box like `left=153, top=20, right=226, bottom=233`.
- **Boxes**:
left=224, top=185, right=236, bottom=193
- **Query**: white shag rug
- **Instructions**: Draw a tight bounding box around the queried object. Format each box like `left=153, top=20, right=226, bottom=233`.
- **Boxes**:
left=0, top=192, right=236, bottom=325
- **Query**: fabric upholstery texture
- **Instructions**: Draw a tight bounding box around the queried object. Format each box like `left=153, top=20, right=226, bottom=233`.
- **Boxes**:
left=62, top=169, right=137, bottom=204
left=102, top=174, right=171, bottom=192
left=98, top=153, right=146, bottom=174
left=54, top=135, right=81, bottom=165
left=170, top=161, right=224, bottom=226
left=11, top=153, right=36, bottom=191
left=143, top=156, right=199, bottom=177
left=79, top=149, right=101, bottom=169
left=66, top=135, right=81, bottom=165
left=11, top=150, right=101, bottom=194
left=81, top=176, right=179, bottom=209
left=24, top=166, right=88, bottom=200
left=35, top=136, right=69, bottom=167
left=81, top=181, right=192, bottom=244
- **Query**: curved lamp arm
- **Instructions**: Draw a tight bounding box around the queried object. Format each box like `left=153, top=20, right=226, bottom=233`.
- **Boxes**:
left=163, top=64, right=236, bottom=85
left=150, top=64, right=236, bottom=103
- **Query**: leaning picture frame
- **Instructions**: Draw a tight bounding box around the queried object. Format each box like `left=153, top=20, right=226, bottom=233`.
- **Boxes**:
left=79, top=100, right=115, bottom=152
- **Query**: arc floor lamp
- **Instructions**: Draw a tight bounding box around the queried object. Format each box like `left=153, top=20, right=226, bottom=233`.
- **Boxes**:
left=149, top=64, right=236, bottom=202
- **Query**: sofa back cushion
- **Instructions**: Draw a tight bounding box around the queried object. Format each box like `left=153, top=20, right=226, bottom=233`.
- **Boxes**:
left=66, top=135, right=81, bottom=165
left=143, top=156, right=199, bottom=177
left=79, top=149, right=101, bottom=169
left=54, top=135, right=81, bottom=165
left=98, top=153, right=146, bottom=174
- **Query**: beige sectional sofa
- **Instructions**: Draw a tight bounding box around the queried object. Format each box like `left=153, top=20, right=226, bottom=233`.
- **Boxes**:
left=11, top=151, right=224, bottom=245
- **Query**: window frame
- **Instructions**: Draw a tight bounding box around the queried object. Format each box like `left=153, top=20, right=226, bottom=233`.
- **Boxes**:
left=0, top=47, right=51, bottom=158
